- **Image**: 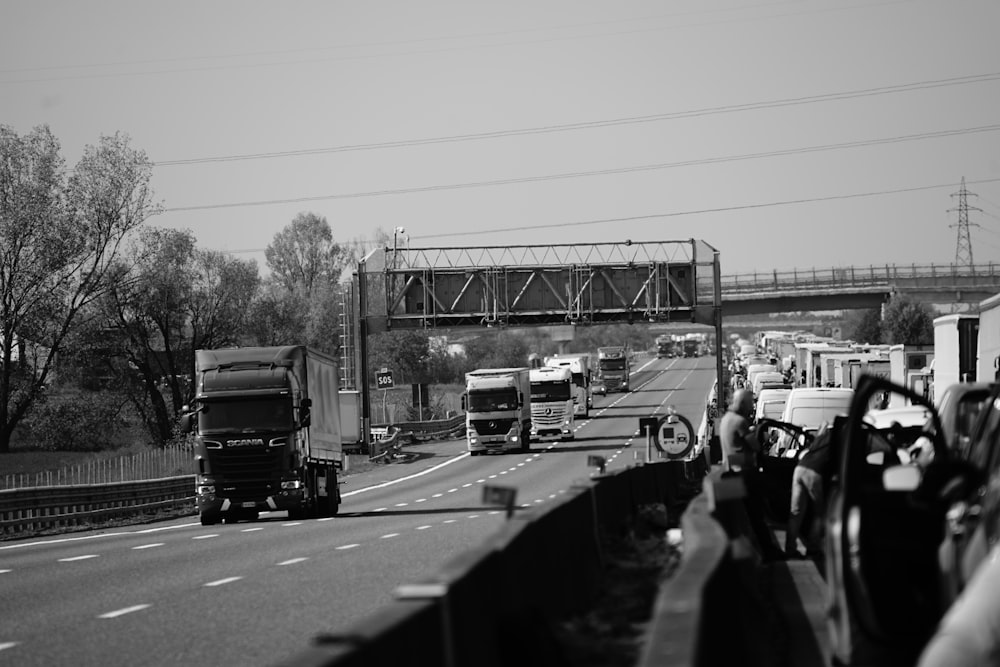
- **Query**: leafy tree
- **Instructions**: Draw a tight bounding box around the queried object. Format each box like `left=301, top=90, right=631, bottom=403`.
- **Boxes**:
left=94, top=227, right=258, bottom=445
left=882, top=296, right=935, bottom=345
left=367, top=329, right=431, bottom=385
left=459, top=332, right=531, bottom=374
left=265, top=212, right=348, bottom=296
left=0, top=126, right=158, bottom=453
left=844, top=308, right=883, bottom=345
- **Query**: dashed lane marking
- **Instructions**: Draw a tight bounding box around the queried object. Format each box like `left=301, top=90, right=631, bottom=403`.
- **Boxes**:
left=58, top=555, right=98, bottom=562
left=204, top=577, right=242, bottom=587
left=98, top=604, right=150, bottom=619
left=131, top=543, right=164, bottom=550
left=380, top=533, right=400, bottom=539
left=336, top=544, right=360, bottom=550
left=192, top=535, right=217, bottom=540
left=278, top=558, right=308, bottom=566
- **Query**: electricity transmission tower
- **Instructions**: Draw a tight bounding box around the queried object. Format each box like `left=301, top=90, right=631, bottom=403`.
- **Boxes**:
left=948, top=177, right=981, bottom=268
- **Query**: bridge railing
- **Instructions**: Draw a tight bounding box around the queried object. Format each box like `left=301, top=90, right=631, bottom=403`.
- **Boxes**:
left=720, top=262, right=1000, bottom=295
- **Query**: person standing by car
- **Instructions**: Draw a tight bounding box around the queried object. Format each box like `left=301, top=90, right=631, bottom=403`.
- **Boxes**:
left=720, top=389, right=784, bottom=560
left=785, top=420, right=837, bottom=561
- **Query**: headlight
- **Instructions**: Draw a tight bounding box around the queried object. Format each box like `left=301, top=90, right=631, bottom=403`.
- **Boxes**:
left=197, top=485, right=215, bottom=495
left=281, top=480, right=303, bottom=490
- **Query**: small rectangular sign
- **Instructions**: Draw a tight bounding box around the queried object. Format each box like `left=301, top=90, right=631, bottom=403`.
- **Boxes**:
left=482, top=485, right=516, bottom=507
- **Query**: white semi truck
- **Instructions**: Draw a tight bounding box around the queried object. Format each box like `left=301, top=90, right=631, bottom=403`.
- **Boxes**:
left=544, top=354, right=592, bottom=418
left=529, top=365, right=575, bottom=441
left=463, top=367, right=532, bottom=456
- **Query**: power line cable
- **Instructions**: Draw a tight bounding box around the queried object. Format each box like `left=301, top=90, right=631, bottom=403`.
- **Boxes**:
left=215, top=177, right=1000, bottom=253
left=160, top=124, right=1000, bottom=212
left=153, top=72, right=1000, bottom=166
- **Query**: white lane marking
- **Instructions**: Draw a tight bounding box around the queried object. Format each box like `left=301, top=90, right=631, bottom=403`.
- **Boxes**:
left=98, top=604, right=150, bottom=619
left=488, top=475, right=497, bottom=479
left=317, top=517, right=335, bottom=522
left=381, top=533, right=400, bottom=539
left=132, top=543, right=164, bottom=550
left=58, top=555, right=98, bottom=562
left=462, top=484, right=472, bottom=488
left=476, top=479, right=486, bottom=483
left=336, top=544, right=360, bottom=550
left=282, top=522, right=303, bottom=527
left=415, top=498, right=427, bottom=503
left=468, top=514, right=480, bottom=519
left=416, top=525, right=431, bottom=531
left=0, top=642, right=17, bottom=651
left=432, top=493, right=443, bottom=498
left=241, top=527, right=264, bottom=533
left=192, top=535, right=217, bottom=540
left=374, top=507, right=388, bottom=512
left=443, top=520, right=457, bottom=524
left=448, top=488, right=458, bottom=493
left=278, top=558, right=308, bottom=566
left=394, top=503, right=408, bottom=507
left=488, top=511, right=501, bottom=515
left=204, top=577, right=242, bottom=587
left=342, top=451, right=470, bottom=497
left=0, top=569, right=11, bottom=574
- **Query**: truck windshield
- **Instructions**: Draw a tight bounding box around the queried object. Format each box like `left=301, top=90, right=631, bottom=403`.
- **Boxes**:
left=468, top=389, right=518, bottom=412
left=198, top=397, right=293, bottom=433
left=600, top=359, right=626, bottom=370
left=531, top=381, right=571, bottom=402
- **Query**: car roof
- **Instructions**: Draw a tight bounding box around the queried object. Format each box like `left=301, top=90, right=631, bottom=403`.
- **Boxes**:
left=863, top=405, right=931, bottom=429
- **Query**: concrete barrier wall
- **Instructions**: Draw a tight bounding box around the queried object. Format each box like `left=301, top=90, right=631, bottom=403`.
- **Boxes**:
left=275, top=461, right=766, bottom=667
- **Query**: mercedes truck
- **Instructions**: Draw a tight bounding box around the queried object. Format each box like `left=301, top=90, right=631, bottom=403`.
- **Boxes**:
left=464, top=367, right=532, bottom=455
left=529, top=365, right=575, bottom=441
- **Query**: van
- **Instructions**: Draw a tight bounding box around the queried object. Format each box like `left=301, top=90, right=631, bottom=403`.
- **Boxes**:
left=775, top=387, right=854, bottom=453
left=780, top=387, right=854, bottom=431
left=755, top=387, right=791, bottom=423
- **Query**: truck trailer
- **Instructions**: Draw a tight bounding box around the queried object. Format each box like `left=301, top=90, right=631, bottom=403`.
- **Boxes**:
left=464, top=367, right=532, bottom=455
left=182, top=345, right=343, bottom=526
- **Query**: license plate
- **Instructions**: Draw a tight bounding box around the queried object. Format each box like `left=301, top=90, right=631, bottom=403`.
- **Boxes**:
left=241, top=502, right=256, bottom=508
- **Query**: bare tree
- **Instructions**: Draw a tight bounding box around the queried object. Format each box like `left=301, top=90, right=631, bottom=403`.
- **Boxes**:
left=0, top=126, right=159, bottom=453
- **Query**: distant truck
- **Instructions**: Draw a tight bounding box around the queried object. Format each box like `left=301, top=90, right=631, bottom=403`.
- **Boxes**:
left=682, top=338, right=700, bottom=358
left=596, top=346, right=631, bottom=393
left=529, top=366, right=575, bottom=441
left=655, top=335, right=675, bottom=359
left=932, top=314, right=979, bottom=403
left=182, top=345, right=343, bottom=526
left=464, top=367, right=532, bottom=456
left=544, top=354, right=592, bottom=418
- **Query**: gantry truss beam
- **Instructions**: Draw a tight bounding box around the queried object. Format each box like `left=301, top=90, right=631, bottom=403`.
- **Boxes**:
left=359, top=240, right=721, bottom=331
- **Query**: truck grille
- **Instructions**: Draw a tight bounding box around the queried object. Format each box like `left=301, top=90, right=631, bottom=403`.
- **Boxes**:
left=471, top=419, right=513, bottom=435
left=531, top=406, right=564, bottom=426
left=207, top=447, right=282, bottom=499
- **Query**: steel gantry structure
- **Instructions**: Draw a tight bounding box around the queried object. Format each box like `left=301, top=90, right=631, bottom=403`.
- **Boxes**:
left=349, top=240, right=725, bottom=449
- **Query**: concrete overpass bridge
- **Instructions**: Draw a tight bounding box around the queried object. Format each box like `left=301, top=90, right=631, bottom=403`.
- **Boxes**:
left=720, top=262, right=1000, bottom=315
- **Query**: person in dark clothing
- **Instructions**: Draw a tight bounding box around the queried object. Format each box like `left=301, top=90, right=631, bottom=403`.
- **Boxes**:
left=785, top=419, right=839, bottom=560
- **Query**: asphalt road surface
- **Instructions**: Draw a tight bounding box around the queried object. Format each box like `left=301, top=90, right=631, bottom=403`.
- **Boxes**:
left=0, top=355, right=717, bottom=667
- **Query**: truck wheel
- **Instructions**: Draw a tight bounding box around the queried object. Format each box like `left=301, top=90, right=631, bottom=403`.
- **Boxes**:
left=200, top=511, right=220, bottom=526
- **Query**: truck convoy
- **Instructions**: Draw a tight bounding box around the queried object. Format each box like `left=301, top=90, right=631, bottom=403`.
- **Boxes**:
left=596, top=346, right=631, bottom=393
left=544, top=354, right=592, bottom=418
left=464, top=367, right=532, bottom=455
left=529, top=365, right=575, bottom=441
left=183, top=345, right=343, bottom=526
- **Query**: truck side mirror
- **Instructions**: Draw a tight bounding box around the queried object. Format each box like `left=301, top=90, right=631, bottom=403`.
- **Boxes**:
left=461, top=394, right=467, bottom=410
left=300, top=397, right=312, bottom=428
left=178, top=412, right=193, bottom=434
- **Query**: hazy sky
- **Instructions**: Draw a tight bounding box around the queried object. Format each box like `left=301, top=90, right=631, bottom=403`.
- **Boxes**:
left=3, top=0, right=999, bottom=276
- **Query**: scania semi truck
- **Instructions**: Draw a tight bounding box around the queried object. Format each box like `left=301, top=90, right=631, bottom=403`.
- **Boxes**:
left=181, top=345, right=343, bottom=525
left=464, top=367, right=532, bottom=455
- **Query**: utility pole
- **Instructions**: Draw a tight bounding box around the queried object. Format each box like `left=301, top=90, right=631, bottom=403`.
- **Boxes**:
left=948, top=177, right=981, bottom=268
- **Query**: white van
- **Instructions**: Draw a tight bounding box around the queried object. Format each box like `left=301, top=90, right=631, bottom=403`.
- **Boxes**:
left=755, top=387, right=792, bottom=422
left=775, top=387, right=854, bottom=453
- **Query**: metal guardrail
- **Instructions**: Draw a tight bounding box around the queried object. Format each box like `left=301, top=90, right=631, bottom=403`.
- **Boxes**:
left=720, top=262, right=1000, bottom=295
left=0, top=476, right=194, bottom=538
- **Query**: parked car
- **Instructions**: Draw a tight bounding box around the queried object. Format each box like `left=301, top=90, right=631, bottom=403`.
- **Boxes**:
left=824, top=376, right=980, bottom=667
left=938, top=382, right=1000, bottom=606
